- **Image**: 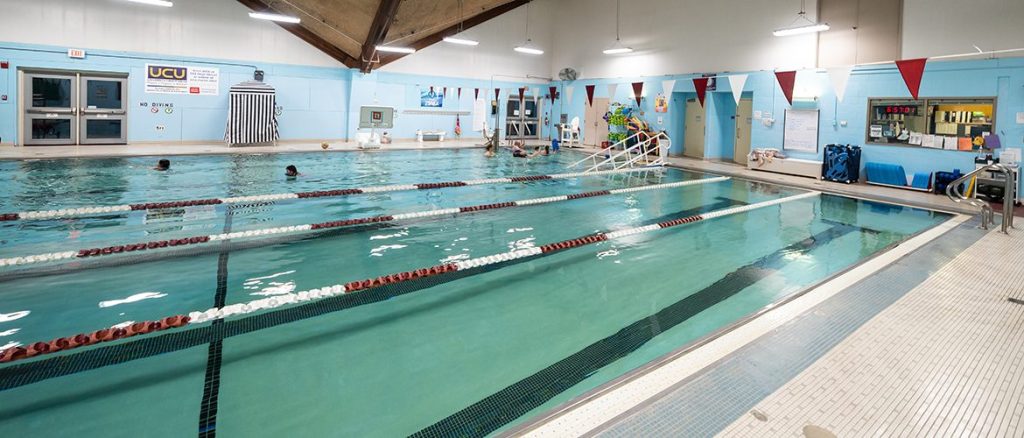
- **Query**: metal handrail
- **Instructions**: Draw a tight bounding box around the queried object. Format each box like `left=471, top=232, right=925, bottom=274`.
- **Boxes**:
left=567, top=131, right=648, bottom=168
left=568, top=131, right=671, bottom=173
left=946, top=163, right=1017, bottom=232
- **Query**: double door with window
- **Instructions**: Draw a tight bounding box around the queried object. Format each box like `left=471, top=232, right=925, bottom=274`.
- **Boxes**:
left=23, top=72, right=128, bottom=145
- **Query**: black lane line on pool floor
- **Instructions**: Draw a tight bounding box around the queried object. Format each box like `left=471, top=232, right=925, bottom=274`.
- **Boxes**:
left=411, top=225, right=859, bottom=438
left=0, top=200, right=745, bottom=392
left=198, top=208, right=232, bottom=438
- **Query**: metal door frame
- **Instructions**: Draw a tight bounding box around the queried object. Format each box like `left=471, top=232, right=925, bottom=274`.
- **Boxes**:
left=22, top=72, right=79, bottom=146
left=79, top=75, right=128, bottom=144
left=19, top=69, right=129, bottom=146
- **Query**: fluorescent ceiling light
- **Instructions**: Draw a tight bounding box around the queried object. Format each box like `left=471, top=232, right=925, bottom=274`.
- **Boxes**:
left=604, top=0, right=633, bottom=55
left=514, top=46, right=544, bottom=55
left=443, top=36, right=480, bottom=46
left=249, top=12, right=301, bottom=24
left=376, top=45, right=416, bottom=54
left=125, top=0, right=173, bottom=7
left=603, top=45, right=634, bottom=55
left=773, top=23, right=830, bottom=37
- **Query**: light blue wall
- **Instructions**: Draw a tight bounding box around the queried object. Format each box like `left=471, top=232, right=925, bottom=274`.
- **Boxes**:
left=346, top=71, right=535, bottom=140
left=706, top=92, right=736, bottom=160
left=0, top=42, right=350, bottom=144
left=551, top=57, right=1024, bottom=192
left=0, top=41, right=544, bottom=144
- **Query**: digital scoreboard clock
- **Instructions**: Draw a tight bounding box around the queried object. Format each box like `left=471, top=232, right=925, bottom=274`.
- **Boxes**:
left=883, top=105, right=916, bottom=115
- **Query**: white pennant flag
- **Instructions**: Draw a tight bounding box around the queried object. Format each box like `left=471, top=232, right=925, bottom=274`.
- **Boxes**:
left=827, top=66, right=854, bottom=102
left=565, top=86, right=575, bottom=103
left=531, top=87, right=540, bottom=99
left=662, top=79, right=676, bottom=96
left=727, top=74, right=748, bottom=105
left=607, top=83, right=619, bottom=100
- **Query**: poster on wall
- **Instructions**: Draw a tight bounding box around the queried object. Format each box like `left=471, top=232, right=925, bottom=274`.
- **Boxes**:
left=144, top=64, right=219, bottom=95
left=654, top=94, right=668, bottom=113
left=420, top=88, right=443, bottom=108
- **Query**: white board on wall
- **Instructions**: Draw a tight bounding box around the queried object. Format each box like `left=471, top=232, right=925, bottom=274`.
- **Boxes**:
left=783, top=109, right=819, bottom=153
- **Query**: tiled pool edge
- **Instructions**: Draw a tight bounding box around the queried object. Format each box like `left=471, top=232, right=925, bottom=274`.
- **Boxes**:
left=501, top=213, right=972, bottom=437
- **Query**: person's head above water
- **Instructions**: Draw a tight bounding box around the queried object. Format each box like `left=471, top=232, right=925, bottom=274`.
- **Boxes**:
left=285, top=165, right=299, bottom=177
left=154, top=159, right=170, bottom=171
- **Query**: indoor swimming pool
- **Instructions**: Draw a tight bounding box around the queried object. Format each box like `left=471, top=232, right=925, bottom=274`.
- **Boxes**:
left=0, top=149, right=951, bottom=437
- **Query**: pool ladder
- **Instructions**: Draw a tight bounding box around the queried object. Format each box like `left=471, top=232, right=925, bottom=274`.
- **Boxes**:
left=568, top=131, right=671, bottom=173
left=946, top=163, right=1017, bottom=233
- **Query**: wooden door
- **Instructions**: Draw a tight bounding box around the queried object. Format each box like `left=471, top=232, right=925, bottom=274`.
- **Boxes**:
left=683, top=98, right=705, bottom=158
left=585, top=100, right=598, bottom=145
left=584, top=98, right=609, bottom=146
left=733, top=98, right=753, bottom=164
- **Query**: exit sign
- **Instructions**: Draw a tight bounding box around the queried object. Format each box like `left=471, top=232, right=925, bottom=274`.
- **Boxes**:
left=67, top=49, right=86, bottom=59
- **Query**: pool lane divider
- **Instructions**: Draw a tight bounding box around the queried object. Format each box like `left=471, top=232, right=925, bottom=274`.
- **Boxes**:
left=0, top=177, right=731, bottom=268
left=0, top=191, right=819, bottom=365
left=0, top=167, right=660, bottom=222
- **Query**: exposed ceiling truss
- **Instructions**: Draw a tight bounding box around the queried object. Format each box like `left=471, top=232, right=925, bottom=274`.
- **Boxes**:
left=236, top=0, right=532, bottom=72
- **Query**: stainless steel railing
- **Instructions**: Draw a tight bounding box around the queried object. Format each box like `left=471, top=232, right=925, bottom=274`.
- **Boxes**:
left=946, top=163, right=1017, bottom=232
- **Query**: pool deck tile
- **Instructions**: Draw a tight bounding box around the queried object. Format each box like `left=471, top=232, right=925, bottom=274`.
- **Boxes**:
left=712, top=225, right=1024, bottom=437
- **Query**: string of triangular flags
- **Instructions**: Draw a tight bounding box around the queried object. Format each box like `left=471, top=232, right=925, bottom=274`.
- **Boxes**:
left=550, top=56, right=929, bottom=110
left=399, top=54, right=929, bottom=113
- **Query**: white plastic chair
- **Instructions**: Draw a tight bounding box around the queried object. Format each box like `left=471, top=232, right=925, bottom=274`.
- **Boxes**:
left=560, top=117, right=581, bottom=147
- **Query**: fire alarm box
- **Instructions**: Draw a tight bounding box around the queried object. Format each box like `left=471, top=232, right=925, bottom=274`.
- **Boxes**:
left=0, top=61, right=8, bottom=69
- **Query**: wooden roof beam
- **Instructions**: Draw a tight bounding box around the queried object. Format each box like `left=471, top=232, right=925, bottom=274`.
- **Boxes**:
left=236, top=0, right=362, bottom=69
left=375, top=0, right=531, bottom=69
left=361, top=0, right=404, bottom=73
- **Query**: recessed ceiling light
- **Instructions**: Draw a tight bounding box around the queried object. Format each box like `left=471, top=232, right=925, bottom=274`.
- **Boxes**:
left=124, top=0, right=173, bottom=7
left=249, top=12, right=301, bottom=24
left=376, top=45, right=416, bottom=54
left=443, top=36, right=480, bottom=46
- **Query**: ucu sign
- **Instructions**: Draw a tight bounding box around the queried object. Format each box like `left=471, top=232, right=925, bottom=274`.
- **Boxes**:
left=147, top=66, right=187, bottom=80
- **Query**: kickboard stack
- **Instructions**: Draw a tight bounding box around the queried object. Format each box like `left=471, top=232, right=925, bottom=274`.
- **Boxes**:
left=821, top=144, right=862, bottom=184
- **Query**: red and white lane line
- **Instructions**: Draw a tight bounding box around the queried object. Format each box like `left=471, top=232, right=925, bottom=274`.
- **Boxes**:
left=0, top=167, right=661, bottom=222
left=0, top=191, right=819, bottom=365
left=0, top=177, right=730, bottom=268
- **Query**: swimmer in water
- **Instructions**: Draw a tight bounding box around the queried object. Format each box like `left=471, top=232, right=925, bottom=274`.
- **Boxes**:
left=154, top=159, right=170, bottom=171
left=285, top=165, right=300, bottom=177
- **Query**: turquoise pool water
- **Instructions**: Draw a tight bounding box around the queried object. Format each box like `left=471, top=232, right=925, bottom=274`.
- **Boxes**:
left=0, top=149, right=949, bottom=437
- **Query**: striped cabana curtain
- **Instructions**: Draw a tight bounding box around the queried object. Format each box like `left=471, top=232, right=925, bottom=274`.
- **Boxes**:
left=224, top=81, right=279, bottom=146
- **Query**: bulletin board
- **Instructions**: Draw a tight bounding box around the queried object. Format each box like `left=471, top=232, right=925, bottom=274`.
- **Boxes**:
left=783, top=109, right=819, bottom=153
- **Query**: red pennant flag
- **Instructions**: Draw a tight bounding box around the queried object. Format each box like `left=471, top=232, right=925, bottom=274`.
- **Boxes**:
left=474, top=88, right=480, bottom=100
left=518, top=87, right=526, bottom=102
left=585, top=84, right=596, bottom=106
left=774, top=71, right=796, bottom=105
left=457, top=87, right=462, bottom=99
left=693, top=77, right=709, bottom=107
left=631, top=82, right=644, bottom=106
left=895, top=58, right=928, bottom=100
left=494, top=88, right=500, bottom=101
left=549, top=86, right=557, bottom=103
left=429, top=86, right=434, bottom=94
left=443, top=87, right=447, bottom=97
